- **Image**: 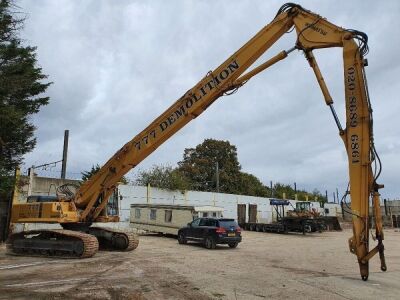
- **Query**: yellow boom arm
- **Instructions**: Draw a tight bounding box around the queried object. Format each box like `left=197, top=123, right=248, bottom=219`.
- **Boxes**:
left=74, top=3, right=385, bottom=280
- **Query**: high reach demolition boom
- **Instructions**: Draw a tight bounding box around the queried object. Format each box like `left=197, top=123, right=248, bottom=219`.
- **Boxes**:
left=59, top=3, right=388, bottom=279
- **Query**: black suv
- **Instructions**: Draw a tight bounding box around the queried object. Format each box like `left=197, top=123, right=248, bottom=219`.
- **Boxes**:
left=178, top=218, right=242, bottom=249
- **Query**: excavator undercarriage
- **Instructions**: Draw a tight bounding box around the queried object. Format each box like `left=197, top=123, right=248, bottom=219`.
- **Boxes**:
left=8, top=193, right=139, bottom=258
left=7, top=226, right=139, bottom=258
left=6, top=229, right=99, bottom=258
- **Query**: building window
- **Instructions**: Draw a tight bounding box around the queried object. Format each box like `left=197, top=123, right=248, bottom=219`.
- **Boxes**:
left=135, top=208, right=141, bottom=219
left=150, top=209, right=157, bottom=220
left=165, top=210, right=172, bottom=223
left=203, top=212, right=208, bottom=217
left=212, top=212, right=217, bottom=217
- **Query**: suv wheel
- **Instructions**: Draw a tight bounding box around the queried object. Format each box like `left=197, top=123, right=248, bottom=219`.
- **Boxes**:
left=178, top=232, right=187, bottom=244
left=204, top=237, right=216, bottom=249
left=228, top=242, right=238, bottom=248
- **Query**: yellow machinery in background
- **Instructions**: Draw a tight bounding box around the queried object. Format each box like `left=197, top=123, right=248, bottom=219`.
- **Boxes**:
left=8, top=3, right=386, bottom=280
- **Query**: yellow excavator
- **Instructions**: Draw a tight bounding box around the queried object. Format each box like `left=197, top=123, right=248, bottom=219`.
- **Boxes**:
left=8, top=3, right=386, bottom=280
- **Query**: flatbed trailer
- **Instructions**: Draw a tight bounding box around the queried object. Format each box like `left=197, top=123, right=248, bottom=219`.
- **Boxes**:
left=238, top=199, right=326, bottom=235
left=240, top=216, right=325, bottom=235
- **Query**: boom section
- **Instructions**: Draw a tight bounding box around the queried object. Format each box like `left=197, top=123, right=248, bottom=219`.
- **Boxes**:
left=342, top=38, right=386, bottom=280
left=75, top=10, right=296, bottom=218
left=290, top=7, right=386, bottom=280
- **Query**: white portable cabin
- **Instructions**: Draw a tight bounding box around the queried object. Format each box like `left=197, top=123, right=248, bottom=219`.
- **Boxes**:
left=130, top=204, right=224, bottom=235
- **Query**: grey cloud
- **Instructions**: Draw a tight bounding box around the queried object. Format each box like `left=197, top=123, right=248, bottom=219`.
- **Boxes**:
left=19, top=0, right=400, bottom=199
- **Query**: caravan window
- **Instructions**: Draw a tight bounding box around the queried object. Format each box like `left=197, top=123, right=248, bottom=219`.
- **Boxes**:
left=150, top=209, right=157, bottom=220
left=165, top=210, right=172, bottom=223
left=135, top=208, right=141, bottom=219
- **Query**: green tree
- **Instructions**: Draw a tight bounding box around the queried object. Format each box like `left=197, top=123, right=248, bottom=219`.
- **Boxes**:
left=0, top=0, right=51, bottom=196
left=133, top=138, right=329, bottom=201
left=238, top=172, right=269, bottom=197
left=134, top=165, right=190, bottom=192
left=81, top=164, right=101, bottom=182
left=81, top=164, right=128, bottom=184
left=310, top=188, right=327, bottom=203
left=270, top=183, right=327, bottom=202
left=178, top=139, right=242, bottom=193
left=272, top=183, right=295, bottom=199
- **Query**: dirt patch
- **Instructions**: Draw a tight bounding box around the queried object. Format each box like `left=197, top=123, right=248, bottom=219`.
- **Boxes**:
left=0, top=229, right=399, bottom=299
left=0, top=250, right=209, bottom=300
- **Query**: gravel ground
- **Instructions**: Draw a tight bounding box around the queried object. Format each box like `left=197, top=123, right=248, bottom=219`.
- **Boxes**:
left=0, top=228, right=399, bottom=299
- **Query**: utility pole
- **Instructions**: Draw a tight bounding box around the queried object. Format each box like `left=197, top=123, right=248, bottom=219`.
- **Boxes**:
left=270, top=181, right=273, bottom=197
left=384, top=199, right=387, bottom=216
left=325, top=190, right=328, bottom=202
left=27, top=166, right=34, bottom=196
left=216, top=162, right=220, bottom=193
left=61, top=130, right=69, bottom=179
left=336, top=188, right=339, bottom=204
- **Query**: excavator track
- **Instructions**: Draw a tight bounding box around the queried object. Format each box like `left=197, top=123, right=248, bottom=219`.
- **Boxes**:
left=124, top=231, right=140, bottom=251
left=6, top=229, right=99, bottom=258
left=89, top=227, right=139, bottom=251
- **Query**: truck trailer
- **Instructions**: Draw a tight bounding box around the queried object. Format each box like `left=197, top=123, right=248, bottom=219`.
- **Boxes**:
left=238, top=200, right=326, bottom=234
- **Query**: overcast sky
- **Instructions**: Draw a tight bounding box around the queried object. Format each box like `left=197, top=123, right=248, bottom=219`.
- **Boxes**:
left=18, top=0, right=400, bottom=200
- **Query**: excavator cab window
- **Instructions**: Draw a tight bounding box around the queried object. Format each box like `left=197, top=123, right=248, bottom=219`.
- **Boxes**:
left=296, top=202, right=310, bottom=212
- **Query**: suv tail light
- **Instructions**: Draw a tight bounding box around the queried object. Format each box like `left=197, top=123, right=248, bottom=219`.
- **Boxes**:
left=236, top=227, right=242, bottom=233
left=216, top=227, right=226, bottom=234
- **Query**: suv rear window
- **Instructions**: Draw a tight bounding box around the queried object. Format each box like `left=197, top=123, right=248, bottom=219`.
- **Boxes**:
left=200, top=219, right=217, bottom=227
left=218, top=220, right=238, bottom=229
